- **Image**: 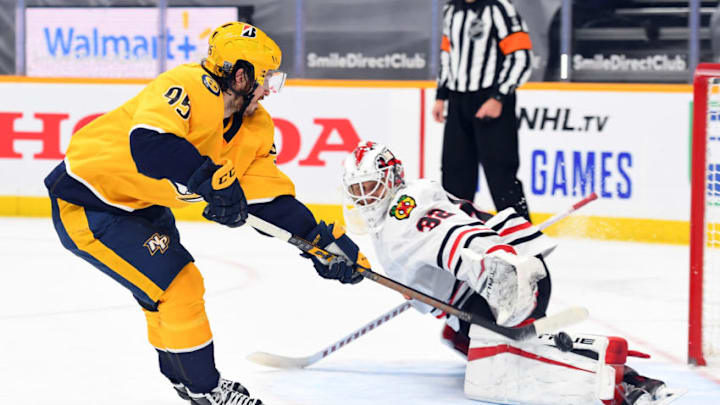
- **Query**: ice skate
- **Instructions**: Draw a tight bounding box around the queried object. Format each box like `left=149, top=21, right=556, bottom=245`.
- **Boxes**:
left=174, top=382, right=191, bottom=400
left=621, top=366, right=686, bottom=405
left=175, top=378, right=254, bottom=404
left=622, top=366, right=667, bottom=404
left=189, top=378, right=262, bottom=405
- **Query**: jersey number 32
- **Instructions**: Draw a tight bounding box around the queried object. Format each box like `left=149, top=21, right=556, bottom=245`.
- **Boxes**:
left=416, top=209, right=454, bottom=232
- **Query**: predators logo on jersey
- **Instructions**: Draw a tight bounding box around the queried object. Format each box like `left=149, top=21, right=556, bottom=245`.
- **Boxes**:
left=390, top=195, right=416, bottom=220
left=144, top=233, right=170, bottom=255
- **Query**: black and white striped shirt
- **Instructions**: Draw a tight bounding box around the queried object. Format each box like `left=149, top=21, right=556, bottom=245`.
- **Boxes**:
left=437, top=0, right=533, bottom=99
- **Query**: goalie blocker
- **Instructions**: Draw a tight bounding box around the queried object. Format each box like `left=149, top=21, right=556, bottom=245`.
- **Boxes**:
left=464, top=328, right=671, bottom=405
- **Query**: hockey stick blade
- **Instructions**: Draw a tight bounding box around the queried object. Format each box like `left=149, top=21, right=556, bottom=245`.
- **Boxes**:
left=532, top=307, right=589, bottom=336
left=246, top=351, right=316, bottom=369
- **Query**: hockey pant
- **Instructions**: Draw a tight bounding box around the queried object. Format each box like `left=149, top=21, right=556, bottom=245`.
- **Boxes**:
left=50, top=197, right=219, bottom=394
left=441, top=90, right=530, bottom=221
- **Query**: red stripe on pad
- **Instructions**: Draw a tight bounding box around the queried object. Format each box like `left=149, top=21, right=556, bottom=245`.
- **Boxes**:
left=447, top=228, right=488, bottom=269
left=498, top=221, right=532, bottom=236
left=467, top=345, right=595, bottom=374
left=448, top=282, right=466, bottom=305
left=512, top=317, right=535, bottom=328
left=485, top=244, right=517, bottom=255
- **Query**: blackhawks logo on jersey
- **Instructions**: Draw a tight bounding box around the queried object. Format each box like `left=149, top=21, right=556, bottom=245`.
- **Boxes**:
left=390, top=195, right=416, bottom=220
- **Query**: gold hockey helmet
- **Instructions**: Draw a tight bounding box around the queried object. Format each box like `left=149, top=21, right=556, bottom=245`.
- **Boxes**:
left=203, top=22, right=286, bottom=93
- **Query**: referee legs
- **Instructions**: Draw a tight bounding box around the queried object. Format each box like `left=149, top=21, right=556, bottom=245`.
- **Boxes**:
left=441, top=92, right=479, bottom=202
left=473, top=92, right=530, bottom=221
left=441, top=91, right=530, bottom=221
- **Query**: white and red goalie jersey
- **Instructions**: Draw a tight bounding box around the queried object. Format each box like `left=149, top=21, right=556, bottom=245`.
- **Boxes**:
left=369, top=179, right=556, bottom=322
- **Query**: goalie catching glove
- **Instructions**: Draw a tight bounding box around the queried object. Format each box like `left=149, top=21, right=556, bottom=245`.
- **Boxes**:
left=303, top=221, right=365, bottom=285
left=458, top=248, right=547, bottom=327
left=188, top=158, right=248, bottom=228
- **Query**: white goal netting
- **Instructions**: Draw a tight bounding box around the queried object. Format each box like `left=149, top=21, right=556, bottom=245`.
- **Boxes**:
left=701, top=78, right=720, bottom=362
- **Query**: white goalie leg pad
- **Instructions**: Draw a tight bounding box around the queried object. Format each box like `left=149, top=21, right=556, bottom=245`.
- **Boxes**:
left=465, top=326, right=618, bottom=405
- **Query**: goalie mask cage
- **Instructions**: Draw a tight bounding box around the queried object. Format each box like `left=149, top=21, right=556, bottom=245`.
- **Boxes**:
left=690, top=63, right=720, bottom=366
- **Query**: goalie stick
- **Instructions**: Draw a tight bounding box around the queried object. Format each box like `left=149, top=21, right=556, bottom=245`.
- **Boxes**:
left=246, top=193, right=597, bottom=368
left=539, top=192, right=598, bottom=230
left=245, top=217, right=587, bottom=342
left=247, top=301, right=412, bottom=368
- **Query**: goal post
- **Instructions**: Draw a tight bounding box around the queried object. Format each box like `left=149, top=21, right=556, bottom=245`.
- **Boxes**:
left=689, top=63, right=720, bottom=366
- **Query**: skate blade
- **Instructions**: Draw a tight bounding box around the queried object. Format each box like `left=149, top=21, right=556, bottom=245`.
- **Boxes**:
left=653, top=387, right=687, bottom=405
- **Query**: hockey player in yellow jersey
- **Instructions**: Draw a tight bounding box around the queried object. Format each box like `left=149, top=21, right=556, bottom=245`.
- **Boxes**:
left=57, top=23, right=293, bottom=211
left=45, top=22, right=365, bottom=405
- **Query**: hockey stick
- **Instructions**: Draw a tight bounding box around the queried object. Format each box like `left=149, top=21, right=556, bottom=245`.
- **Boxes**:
left=538, top=192, right=598, bottom=231
left=245, top=193, right=597, bottom=367
left=245, top=214, right=588, bottom=342
left=247, top=301, right=412, bottom=368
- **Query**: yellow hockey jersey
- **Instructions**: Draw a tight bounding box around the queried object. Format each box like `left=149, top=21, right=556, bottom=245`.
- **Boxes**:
left=62, top=63, right=294, bottom=211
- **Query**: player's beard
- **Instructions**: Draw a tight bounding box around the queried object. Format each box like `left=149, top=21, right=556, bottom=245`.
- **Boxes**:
left=233, top=95, right=246, bottom=114
left=244, top=100, right=259, bottom=116
left=223, top=92, right=246, bottom=119
left=243, top=91, right=265, bottom=116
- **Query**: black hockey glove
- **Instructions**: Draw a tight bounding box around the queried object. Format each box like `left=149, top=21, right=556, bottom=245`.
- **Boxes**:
left=303, top=221, right=364, bottom=285
left=188, top=158, right=248, bottom=228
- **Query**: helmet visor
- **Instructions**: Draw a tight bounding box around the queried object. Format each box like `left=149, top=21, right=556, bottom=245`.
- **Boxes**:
left=263, top=70, right=287, bottom=94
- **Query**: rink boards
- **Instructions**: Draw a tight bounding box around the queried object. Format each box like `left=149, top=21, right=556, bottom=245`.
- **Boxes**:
left=0, top=77, right=694, bottom=244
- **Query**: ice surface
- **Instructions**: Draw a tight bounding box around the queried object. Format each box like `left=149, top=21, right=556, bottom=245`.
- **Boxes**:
left=1, top=217, right=719, bottom=404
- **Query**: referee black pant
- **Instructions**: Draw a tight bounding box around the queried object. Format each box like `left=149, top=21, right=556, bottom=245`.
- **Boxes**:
left=441, top=90, right=530, bottom=221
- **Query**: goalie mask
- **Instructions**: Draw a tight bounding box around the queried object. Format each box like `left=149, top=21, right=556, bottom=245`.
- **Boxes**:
left=342, top=142, right=405, bottom=233
left=203, top=22, right=287, bottom=96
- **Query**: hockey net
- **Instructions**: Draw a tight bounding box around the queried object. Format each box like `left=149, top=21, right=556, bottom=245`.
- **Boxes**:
left=690, top=63, right=720, bottom=366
